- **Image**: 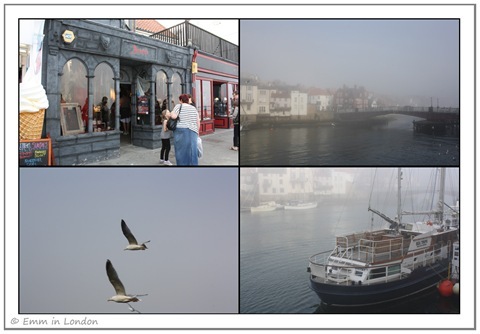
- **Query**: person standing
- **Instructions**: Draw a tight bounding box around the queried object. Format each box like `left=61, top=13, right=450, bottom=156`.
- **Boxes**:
left=99, top=96, right=110, bottom=130
left=120, top=95, right=131, bottom=135
left=170, top=94, right=200, bottom=166
left=160, top=109, right=173, bottom=166
left=230, top=91, right=239, bottom=151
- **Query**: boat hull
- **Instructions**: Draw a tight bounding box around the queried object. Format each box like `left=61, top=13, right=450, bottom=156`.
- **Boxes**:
left=250, top=206, right=276, bottom=213
left=309, top=259, right=449, bottom=306
left=284, top=202, right=318, bottom=210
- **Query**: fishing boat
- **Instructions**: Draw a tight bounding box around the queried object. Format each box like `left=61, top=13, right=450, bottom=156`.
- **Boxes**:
left=284, top=201, right=318, bottom=210
left=308, top=168, right=459, bottom=306
left=250, top=201, right=278, bottom=213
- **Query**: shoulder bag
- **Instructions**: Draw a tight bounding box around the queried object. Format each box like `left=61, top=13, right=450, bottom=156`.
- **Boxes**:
left=167, top=105, right=182, bottom=131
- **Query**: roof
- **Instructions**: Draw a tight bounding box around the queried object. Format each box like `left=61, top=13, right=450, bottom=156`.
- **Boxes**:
left=135, top=20, right=166, bottom=34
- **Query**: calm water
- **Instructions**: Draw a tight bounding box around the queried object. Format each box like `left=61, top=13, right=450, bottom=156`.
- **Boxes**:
left=240, top=116, right=460, bottom=166
left=240, top=200, right=460, bottom=314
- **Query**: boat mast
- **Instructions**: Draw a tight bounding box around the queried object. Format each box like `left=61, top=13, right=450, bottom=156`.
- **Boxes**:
left=437, top=168, right=445, bottom=224
left=397, top=168, right=402, bottom=225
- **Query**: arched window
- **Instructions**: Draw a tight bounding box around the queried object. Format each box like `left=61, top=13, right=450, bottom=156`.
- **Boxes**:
left=60, top=58, right=88, bottom=133
left=171, top=72, right=182, bottom=107
left=93, top=63, right=115, bottom=131
left=61, top=58, right=87, bottom=107
left=156, top=71, right=168, bottom=104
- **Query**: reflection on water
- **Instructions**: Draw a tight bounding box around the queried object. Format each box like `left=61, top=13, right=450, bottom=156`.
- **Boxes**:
left=240, top=116, right=460, bottom=166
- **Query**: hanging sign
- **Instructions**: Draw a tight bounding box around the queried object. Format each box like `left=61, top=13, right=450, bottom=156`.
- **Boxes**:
left=62, top=30, right=75, bottom=44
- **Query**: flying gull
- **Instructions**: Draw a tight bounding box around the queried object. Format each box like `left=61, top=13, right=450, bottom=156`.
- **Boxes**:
left=106, top=259, right=147, bottom=312
left=121, top=219, right=150, bottom=251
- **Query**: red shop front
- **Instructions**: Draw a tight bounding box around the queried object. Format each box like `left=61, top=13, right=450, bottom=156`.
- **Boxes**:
left=192, top=51, right=238, bottom=135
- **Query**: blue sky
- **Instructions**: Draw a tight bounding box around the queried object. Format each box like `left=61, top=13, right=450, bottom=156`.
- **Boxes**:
left=19, top=168, right=238, bottom=313
left=241, top=20, right=459, bottom=107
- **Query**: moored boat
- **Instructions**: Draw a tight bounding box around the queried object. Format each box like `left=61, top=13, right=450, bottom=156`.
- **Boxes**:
left=284, top=201, right=318, bottom=210
left=250, top=201, right=278, bottom=213
left=307, top=168, right=459, bottom=306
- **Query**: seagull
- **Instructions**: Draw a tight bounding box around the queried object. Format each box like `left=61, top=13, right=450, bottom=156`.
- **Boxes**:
left=106, top=259, right=147, bottom=310
left=121, top=219, right=150, bottom=251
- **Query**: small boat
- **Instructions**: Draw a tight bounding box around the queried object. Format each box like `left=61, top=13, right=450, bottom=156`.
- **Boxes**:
left=284, top=201, right=318, bottom=210
left=250, top=201, right=278, bottom=213
left=307, top=168, right=459, bottom=306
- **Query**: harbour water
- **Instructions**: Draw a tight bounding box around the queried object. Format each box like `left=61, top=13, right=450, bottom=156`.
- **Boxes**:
left=240, top=199, right=460, bottom=314
left=240, top=115, right=460, bottom=166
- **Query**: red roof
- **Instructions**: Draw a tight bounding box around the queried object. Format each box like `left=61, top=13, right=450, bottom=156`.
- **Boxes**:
left=135, top=20, right=166, bottom=34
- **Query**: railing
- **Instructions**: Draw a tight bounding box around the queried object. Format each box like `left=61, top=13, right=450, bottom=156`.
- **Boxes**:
left=150, top=21, right=238, bottom=63
left=309, top=242, right=451, bottom=286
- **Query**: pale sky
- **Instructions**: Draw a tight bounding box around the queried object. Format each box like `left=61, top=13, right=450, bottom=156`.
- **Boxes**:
left=241, top=20, right=459, bottom=107
left=19, top=168, right=238, bottom=314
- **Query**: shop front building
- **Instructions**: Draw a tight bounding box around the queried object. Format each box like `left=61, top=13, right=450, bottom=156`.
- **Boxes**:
left=42, top=19, right=195, bottom=165
left=150, top=21, right=238, bottom=136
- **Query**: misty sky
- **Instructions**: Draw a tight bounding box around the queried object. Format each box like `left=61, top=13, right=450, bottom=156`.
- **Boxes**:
left=19, top=168, right=238, bottom=314
left=241, top=20, right=459, bottom=107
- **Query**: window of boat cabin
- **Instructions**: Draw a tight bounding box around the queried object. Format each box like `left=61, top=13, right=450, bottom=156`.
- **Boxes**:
left=368, top=267, right=386, bottom=279
left=387, top=264, right=401, bottom=275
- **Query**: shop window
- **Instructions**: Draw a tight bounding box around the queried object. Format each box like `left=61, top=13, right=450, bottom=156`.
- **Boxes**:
left=195, top=79, right=202, bottom=115
left=195, top=79, right=213, bottom=121
left=61, top=58, right=87, bottom=132
left=93, top=63, right=115, bottom=131
left=155, top=71, right=168, bottom=125
left=171, top=72, right=182, bottom=105
left=201, top=80, right=212, bottom=120
left=213, top=83, right=227, bottom=116
left=136, top=75, right=150, bottom=126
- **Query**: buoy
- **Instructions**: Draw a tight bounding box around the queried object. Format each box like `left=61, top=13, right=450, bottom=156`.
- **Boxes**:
left=452, top=283, right=460, bottom=296
left=438, top=279, right=454, bottom=297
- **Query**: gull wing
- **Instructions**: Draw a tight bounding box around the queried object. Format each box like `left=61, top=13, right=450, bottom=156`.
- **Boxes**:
left=106, top=259, right=126, bottom=295
left=121, top=219, right=138, bottom=245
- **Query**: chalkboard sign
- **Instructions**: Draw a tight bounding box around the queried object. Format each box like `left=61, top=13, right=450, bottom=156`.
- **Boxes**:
left=60, top=103, right=84, bottom=135
left=19, top=138, right=52, bottom=166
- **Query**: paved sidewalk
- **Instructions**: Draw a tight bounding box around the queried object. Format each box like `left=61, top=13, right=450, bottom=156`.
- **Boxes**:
left=90, top=128, right=238, bottom=166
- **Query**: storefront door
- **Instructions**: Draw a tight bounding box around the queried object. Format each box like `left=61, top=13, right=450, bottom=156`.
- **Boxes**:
left=119, top=83, right=132, bottom=145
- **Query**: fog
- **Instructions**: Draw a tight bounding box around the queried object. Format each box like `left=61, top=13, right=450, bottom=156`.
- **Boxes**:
left=240, top=20, right=459, bottom=107
left=241, top=168, right=459, bottom=221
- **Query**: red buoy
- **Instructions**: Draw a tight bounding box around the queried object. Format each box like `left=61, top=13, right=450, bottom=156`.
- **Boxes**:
left=438, top=280, right=454, bottom=297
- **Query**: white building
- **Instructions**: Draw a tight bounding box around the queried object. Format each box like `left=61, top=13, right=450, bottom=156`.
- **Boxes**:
left=257, top=168, right=315, bottom=201
left=290, top=91, right=308, bottom=117
left=308, top=88, right=335, bottom=111
left=257, top=88, right=271, bottom=115
left=240, top=83, right=258, bottom=116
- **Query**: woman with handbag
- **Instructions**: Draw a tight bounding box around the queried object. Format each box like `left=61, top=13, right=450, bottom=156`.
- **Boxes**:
left=170, top=94, right=200, bottom=165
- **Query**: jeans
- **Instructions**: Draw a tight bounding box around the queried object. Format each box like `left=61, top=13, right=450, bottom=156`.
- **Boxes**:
left=173, top=128, right=198, bottom=166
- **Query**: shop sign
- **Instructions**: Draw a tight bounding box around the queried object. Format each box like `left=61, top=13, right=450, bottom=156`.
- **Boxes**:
left=62, top=30, right=75, bottom=44
left=121, top=41, right=155, bottom=61
left=192, top=62, right=198, bottom=74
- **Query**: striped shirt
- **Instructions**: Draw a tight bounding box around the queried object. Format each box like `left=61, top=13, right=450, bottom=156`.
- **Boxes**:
left=172, top=103, right=199, bottom=134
